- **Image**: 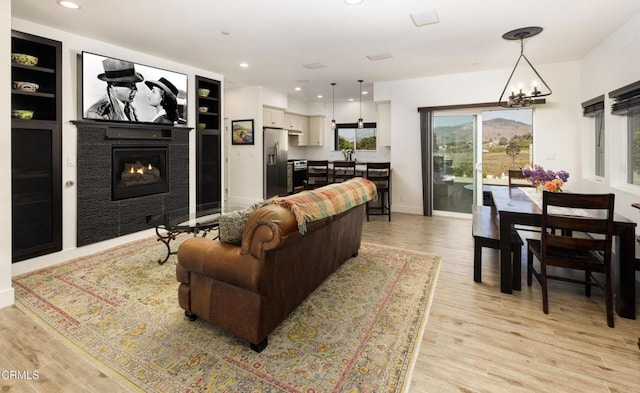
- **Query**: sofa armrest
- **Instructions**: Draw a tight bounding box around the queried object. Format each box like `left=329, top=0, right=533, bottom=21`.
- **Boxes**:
left=240, top=204, right=300, bottom=259
left=177, top=237, right=262, bottom=291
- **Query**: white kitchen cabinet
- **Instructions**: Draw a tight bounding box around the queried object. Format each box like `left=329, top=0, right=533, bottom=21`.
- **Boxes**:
left=306, top=116, right=325, bottom=146
left=284, top=113, right=301, bottom=131
left=263, top=107, right=284, bottom=128
left=376, top=102, right=391, bottom=147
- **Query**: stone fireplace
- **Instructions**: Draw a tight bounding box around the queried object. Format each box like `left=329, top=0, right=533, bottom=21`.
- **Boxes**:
left=74, top=121, right=189, bottom=246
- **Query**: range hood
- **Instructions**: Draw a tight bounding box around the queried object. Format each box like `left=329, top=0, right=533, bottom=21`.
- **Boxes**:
left=287, top=129, right=303, bottom=135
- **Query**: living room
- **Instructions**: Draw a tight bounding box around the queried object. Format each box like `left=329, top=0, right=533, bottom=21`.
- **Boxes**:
left=2, top=1, right=640, bottom=391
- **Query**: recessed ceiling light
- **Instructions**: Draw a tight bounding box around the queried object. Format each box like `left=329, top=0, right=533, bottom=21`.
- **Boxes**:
left=221, top=31, right=230, bottom=36
left=57, top=1, right=80, bottom=9
left=344, top=0, right=364, bottom=5
left=317, top=95, right=323, bottom=98
left=239, top=62, right=248, bottom=68
left=349, top=98, right=355, bottom=102
left=410, top=9, right=439, bottom=27
left=362, top=91, right=368, bottom=95
left=295, top=87, right=302, bottom=91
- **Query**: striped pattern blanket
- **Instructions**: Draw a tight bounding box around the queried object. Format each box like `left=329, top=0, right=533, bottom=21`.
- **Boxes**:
left=270, top=177, right=377, bottom=233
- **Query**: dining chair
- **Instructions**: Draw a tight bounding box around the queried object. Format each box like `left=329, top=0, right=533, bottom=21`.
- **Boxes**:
left=508, top=169, right=532, bottom=187
left=526, top=191, right=615, bottom=327
left=304, top=160, right=329, bottom=190
left=332, top=160, right=356, bottom=183
left=366, top=162, right=391, bottom=221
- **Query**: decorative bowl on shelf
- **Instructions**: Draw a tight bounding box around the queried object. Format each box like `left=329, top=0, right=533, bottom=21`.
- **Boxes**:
left=11, top=53, right=38, bottom=66
left=199, top=106, right=209, bottom=113
left=198, top=123, right=206, bottom=129
left=12, top=81, right=39, bottom=93
left=198, top=88, right=210, bottom=97
left=12, top=109, right=34, bottom=120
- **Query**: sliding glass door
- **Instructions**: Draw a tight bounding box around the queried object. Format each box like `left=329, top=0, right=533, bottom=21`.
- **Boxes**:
left=432, top=115, right=477, bottom=213
left=431, top=109, right=533, bottom=214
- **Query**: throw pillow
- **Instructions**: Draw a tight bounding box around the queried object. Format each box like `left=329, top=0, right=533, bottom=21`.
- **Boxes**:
left=218, top=207, right=254, bottom=246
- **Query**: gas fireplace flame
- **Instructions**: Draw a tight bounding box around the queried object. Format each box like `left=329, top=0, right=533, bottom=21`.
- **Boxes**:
left=120, top=160, right=161, bottom=187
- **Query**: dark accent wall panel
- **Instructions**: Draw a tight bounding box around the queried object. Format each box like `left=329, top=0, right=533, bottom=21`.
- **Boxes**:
left=76, top=122, right=190, bottom=246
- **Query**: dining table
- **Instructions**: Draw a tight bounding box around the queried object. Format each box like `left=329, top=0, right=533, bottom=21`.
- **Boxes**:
left=489, top=185, right=637, bottom=319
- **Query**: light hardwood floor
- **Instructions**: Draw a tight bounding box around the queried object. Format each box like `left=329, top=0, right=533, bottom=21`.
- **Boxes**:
left=1, top=213, right=639, bottom=392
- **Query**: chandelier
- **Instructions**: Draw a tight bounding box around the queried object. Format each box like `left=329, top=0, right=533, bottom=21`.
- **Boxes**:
left=499, top=26, right=551, bottom=108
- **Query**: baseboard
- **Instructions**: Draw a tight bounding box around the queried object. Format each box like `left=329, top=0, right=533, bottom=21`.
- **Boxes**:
left=0, top=286, right=15, bottom=309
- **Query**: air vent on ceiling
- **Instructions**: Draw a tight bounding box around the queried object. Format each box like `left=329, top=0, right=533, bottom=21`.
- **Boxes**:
left=366, top=52, right=393, bottom=61
left=410, top=9, right=439, bottom=27
left=303, top=62, right=327, bottom=69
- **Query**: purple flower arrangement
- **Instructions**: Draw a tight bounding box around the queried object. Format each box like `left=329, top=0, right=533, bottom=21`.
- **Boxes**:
left=521, top=165, right=569, bottom=192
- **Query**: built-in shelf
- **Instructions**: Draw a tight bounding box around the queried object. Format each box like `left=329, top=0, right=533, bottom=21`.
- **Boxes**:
left=11, top=30, right=62, bottom=262
left=196, top=76, right=222, bottom=208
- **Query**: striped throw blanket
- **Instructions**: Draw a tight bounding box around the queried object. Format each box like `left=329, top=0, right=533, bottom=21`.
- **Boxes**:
left=270, top=177, right=377, bottom=233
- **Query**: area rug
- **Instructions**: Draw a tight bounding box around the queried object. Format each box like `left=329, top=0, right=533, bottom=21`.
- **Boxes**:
left=13, top=236, right=441, bottom=393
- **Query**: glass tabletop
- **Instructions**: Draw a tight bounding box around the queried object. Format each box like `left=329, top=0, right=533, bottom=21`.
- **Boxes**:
left=146, top=201, right=251, bottom=231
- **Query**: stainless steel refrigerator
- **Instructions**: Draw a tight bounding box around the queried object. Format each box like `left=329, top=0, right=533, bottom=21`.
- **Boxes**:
left=264, top=128, right=288, bottom=198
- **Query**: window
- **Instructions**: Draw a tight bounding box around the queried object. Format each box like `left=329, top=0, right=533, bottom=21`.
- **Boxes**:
left=334, top=122, right=377, bottom=151
left=627, top=108, right=640, bottom=185
left=582, top=95, right=605, bottom=178
left=609, top=81, right=640, bottom=186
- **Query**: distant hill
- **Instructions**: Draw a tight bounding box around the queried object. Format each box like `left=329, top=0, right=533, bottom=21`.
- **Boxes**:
left=433, top=118, right=531, bottom=143
left=482, top=118, right=531, bottom=142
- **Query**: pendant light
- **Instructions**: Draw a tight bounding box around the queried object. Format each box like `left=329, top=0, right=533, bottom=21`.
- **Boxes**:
left=331, top=82, right=337, bottom=129
left=357, top=79, right=364, bottom=128
left=498, top=26, right=551, bottom=108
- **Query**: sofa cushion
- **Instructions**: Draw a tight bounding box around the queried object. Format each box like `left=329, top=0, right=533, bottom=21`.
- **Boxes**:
left=218, top=200, right=270, bottom=245
left=218, top=208, right=254, bottom=245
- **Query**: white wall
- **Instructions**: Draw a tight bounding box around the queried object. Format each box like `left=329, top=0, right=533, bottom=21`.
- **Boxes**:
left=375, top=61, right=581, bottom=214
left=7, top=18, right=224, bottom=278
left=0, top=1, right=14, bottom=308
left=578, top=11, right=640, bottom=224
left=224, top=86, right=263, bottom=203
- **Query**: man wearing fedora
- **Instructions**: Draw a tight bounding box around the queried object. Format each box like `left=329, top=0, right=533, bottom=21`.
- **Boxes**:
left=85, top=58, right=144, bottom=121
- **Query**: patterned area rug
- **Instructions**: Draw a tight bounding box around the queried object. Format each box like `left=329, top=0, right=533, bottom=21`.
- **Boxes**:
left=14, top=237, right=441, bottom=393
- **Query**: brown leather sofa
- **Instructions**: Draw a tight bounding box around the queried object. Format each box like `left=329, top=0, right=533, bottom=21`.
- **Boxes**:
left=176, top=198, right=368, bottom=352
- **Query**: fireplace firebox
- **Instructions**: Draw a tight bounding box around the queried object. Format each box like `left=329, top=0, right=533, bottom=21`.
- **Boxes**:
left=112, top=147, right=168, bottom=200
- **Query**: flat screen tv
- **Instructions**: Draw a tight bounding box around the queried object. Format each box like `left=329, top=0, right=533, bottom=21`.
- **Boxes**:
left=81, top=51, right=187, bottom=125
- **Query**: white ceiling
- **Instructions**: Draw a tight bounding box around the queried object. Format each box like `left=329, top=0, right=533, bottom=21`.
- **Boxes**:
left=11, top=0, right=640, bottom=102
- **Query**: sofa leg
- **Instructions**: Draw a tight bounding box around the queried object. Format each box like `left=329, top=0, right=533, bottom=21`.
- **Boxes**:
left=250, top=337, right=268, bottom=353
left=352, top=250, right=359, bottom=258
left=185, top=311, right=198, bottom=321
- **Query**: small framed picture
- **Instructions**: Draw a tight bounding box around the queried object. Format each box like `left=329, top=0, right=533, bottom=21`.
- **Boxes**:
left=231, top=119, right=254, bottom=145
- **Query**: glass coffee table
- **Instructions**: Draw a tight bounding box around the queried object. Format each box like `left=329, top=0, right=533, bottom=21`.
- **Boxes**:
left=146, top=202, right=249, bottom=264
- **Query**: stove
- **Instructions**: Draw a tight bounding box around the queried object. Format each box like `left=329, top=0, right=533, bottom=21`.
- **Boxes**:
left=289, top=160, right=307, bottom=193
left=292, top=160, right=307, bottom=170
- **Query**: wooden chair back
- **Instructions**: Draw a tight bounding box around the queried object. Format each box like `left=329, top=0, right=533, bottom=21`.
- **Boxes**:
left=305, top=160, right=329, bottom=189
left=332, top=160, right=356, bottom=183
left=508, top=169, right=532, bottom=187
left=366, top=162, right=390, bottom=191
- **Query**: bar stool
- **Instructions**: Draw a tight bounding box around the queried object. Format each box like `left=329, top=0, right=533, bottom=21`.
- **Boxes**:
left=332, top=160, right=356, bottom=183
left=366, top=162, right=391, bottom=221
left=304, top=160, right=329, bottom=190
